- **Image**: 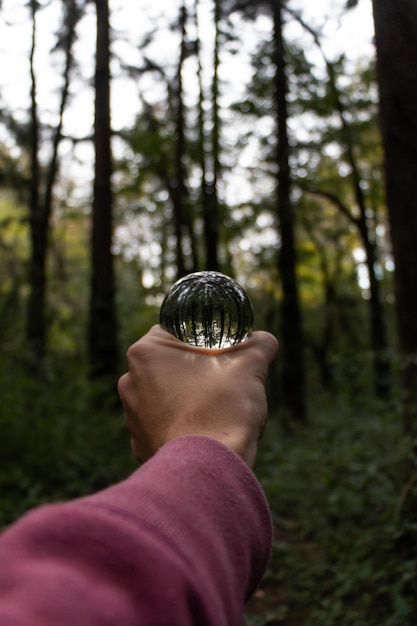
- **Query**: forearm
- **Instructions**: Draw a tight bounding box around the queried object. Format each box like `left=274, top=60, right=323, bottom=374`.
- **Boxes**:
left=0, top=437, right=272, bottom=626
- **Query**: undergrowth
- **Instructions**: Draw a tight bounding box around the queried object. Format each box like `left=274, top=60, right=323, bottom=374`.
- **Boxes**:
left=248, top=397, right=417, bottom=626
left=0, top=352, right=136, bottom=527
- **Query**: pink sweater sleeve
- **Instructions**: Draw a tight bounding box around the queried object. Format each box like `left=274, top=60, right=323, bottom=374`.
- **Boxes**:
left=0, top=436, right=272, bottom=626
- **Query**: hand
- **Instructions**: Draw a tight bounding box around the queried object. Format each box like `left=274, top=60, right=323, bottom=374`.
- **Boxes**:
left=118, top=325, right=278, bottom=467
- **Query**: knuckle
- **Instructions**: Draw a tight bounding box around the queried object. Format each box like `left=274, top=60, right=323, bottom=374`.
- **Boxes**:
left=117, top=372, right=127, bottom=393
left=126, top=343, right=139, bottom=364
left=126, top=338, right=153, bottom=369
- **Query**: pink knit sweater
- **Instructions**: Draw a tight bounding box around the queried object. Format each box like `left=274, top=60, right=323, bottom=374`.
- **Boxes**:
left=0, top=436, right=272, bottom=625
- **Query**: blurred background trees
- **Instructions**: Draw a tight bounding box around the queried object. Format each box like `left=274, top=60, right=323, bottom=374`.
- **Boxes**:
left=0, top=0, right=393, bottom=409
left=1, top=0, right=417, bottom=623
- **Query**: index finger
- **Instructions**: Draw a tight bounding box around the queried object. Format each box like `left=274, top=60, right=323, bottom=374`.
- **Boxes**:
left=245, top=330, right=279, bottom=365
left=223, top=330, right=278, bottom=384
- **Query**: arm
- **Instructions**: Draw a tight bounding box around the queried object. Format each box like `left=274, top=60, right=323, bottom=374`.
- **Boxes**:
left=0, top=438, right=272, bottom=626
left=0, top=326, right=278, bottom=626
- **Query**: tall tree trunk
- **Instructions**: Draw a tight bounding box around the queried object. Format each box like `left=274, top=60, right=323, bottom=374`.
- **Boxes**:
left=170, top=1, right=188, bottom=279
left=89, top=0, right=118, bottom=381
left=194, top=0, right=220, bottom=271
left=206, top=0, right=221, bottom=270
left=26, top=0, right=78, bottom=367
left=272, top=0, right=306, bottom=422
left=372, top=0, right=417, bottom=431
left=26, top=0, right=43, bottom=366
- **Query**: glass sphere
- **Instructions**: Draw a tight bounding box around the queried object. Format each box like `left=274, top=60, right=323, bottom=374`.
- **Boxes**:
left=160, top=271, right=254, bottom=349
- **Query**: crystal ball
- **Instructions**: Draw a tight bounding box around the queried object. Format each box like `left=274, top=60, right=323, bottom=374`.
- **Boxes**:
left=160, top=271, right=254, bottom=349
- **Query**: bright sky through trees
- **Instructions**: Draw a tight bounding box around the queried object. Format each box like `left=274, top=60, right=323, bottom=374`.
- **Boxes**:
left=0, top=0, right=376, bottom=288
left=0, top=0, right=376, bottom=292
left=0, top=0, right=374, bottom=138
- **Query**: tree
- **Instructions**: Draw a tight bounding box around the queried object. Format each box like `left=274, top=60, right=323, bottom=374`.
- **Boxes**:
left=116, top=0, right=228, bottom=283
left=88, top=0, right=119, bottom=380
left=170, top=0, right=190, bottom=279
left=225, top=0, right=306, bottom=420
left=195, top=0, right=221, bottom=271
left=287, top=10, right=391, bottom=399
left=271, top=0, right=306, bottom=421
left=371, top=0, right=417, bottom=430
left=26, top=0, right=80, bottom=367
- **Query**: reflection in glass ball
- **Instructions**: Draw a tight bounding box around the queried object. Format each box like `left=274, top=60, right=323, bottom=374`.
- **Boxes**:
left=160, top=271, right=254, bottom=349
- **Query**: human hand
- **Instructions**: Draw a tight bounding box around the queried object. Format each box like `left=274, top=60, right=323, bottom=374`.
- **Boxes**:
left=118, top=325, right=278, bottom=467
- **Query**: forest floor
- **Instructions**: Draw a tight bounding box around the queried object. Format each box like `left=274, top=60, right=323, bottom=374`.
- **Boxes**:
left=246, top=525, right=311, bottom=626
left=243, top=400, right=417, bottom=626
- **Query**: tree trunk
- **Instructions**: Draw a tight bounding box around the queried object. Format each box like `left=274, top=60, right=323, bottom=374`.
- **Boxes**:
left=26, top=0, right=77, bottom=367
left=372, top=0, right=417, bottom=431
left=89, top=0, right=118, bottom=381
left=272, top=0, right=306, bottom=422
left=194, top=0, right=220, bottom=271
left=170, top=1, right=188, bottom=279
left=206, top=0, right=221, bottom=271
left=26, top=0, right=43, bottom=366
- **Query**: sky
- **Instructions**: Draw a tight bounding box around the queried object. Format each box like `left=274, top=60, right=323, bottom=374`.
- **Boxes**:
left=290, top=0, right=374, bottom=57
left=0, top=0, right=375, bottom=131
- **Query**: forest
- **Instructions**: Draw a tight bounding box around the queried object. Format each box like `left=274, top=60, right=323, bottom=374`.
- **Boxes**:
left=1, top=0, right=417, bottom=623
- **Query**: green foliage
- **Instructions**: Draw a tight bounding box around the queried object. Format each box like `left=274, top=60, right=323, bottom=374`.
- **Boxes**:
left=0, top=350, right=137, bottom=528
left=247, top=400, right=417, bottom=625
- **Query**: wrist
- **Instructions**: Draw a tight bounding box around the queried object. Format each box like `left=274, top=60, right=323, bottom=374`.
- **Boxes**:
left=163, top=428, right=258, bottom=468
